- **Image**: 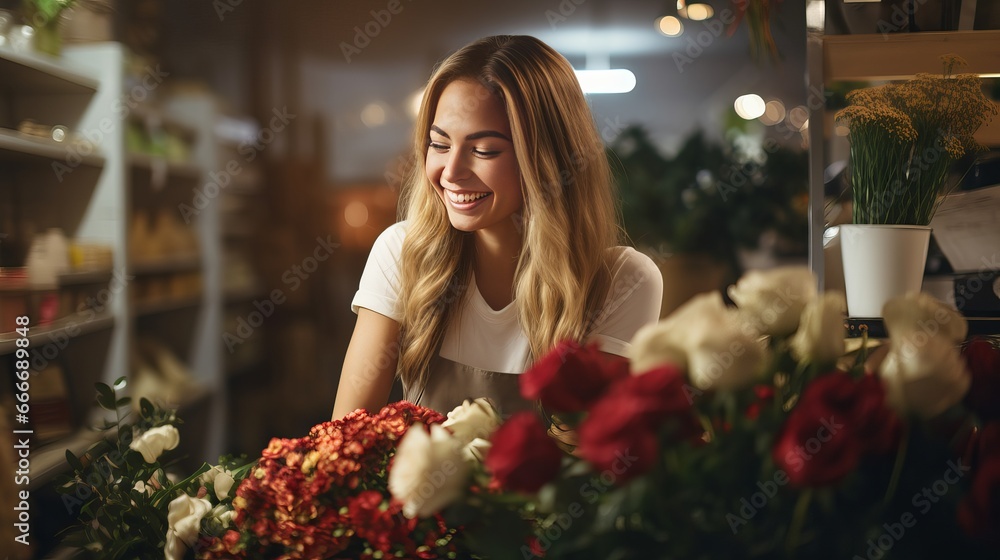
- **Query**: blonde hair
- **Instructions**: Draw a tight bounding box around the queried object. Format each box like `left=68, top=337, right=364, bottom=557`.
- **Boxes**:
left=397, top=35, right=622, bottom=389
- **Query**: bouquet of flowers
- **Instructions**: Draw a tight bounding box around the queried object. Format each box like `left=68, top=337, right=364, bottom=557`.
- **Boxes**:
left=55, top=379, right=254, bottom=559
left=58, top=267, right=1000, bottom=559
left=197, top=402, right=472, bottom=559
left=835, top=55, right=998, bottom=225
left=396, top=267, right=1000, bottom=559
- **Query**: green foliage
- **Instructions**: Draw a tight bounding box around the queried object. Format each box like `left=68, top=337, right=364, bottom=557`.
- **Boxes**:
left=22, top=0, right=74, bottom=23
left=610, top=125, right=808, bottom=266
left=54, top=380, right=254, bottom=559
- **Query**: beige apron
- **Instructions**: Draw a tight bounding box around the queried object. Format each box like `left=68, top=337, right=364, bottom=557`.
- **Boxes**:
left=403, top=354, right=535, bottom=418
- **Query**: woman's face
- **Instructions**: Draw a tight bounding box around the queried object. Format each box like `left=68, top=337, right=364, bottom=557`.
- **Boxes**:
left=425, top=79, right=523, bottom=235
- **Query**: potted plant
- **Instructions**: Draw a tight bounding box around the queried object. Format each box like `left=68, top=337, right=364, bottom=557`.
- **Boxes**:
left=22, top=0, right=75, bottom=56
left=835, top=55, right=997, bottom=317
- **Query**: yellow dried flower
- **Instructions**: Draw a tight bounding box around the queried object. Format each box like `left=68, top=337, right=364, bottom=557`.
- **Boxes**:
left=839, top=53, right=997, bottom=225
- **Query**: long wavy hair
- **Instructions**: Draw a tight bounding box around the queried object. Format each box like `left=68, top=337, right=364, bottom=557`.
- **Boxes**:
left=397, top=35, right=622, bottom=390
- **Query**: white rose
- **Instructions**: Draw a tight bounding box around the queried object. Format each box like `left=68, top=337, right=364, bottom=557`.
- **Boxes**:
left=882, top=292, right=968, bottom=343
left=388, top=423, right=470, bottom=518
left=879, top=293, right=970, bottom=418
left=201, top=466, right=236, bottom=501
left=209, top=504, right=235, bottom=528
left=129, top=425, right=180, bottom=464
left=442, top=398, right=502, bottom=445
left=790, top=292, right=847, bottom=366
left=462, top=437, right=492, bottom=463
left=630, top=292, right=768, bottom=391
left=728, top=266, right=818, bottom=337
left=164, top=494, right=212, bottom=560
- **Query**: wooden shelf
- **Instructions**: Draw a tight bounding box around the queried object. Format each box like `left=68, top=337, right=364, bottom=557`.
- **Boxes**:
left=0, top=312, right=114, bottom=356
left=58, top=268, right=114, bottom=286
left=224, top=285, right=265, bottom=304
left=0, top=127, right=104, bottom=167
left=0, top=46, right=99, bottom=95
left=27, top=427, right=111, bottom=490
left=132, top=254, right=201, bottom=275
left=824, top=30, right=1000, bottom=81
left=128, top=152, right=201, bottom=181
left=134, top=295, right=202, bottom=317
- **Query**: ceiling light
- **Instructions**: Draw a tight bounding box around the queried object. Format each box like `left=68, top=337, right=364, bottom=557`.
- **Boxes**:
left=684, top=3, right=714, bottom=20
left=360, top=103, right=387, bottom=127
left=656, top=15, right=683, bottom=36
left=734, top=94, right=766, bottom=120
left=575, top=69, right=636, bottom=94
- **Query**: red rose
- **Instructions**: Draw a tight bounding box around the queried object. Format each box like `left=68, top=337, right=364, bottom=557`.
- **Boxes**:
left=964, top=337, right=1000, bottom=422
left=578, top=365, right=700, bottom=482
left=773, top=371, right=901, bottom=488
left=958, top=454, right=1000, bottom=544
left=520, top=340, right=629, bottom=414
left=486, top=411, right=563, bottom=493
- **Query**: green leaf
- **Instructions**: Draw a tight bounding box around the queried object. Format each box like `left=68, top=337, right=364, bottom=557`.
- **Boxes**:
left=95, top=383, right=116, bottom=410
left=140, top=398, right=155, bottom=419
left=65, top=449, right=84, bottom=473
left=115, top=396, right=132, bottom=408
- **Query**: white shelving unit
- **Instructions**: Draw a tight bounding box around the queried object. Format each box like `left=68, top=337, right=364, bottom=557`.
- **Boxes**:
left=0, top=42, right=229, bottom=496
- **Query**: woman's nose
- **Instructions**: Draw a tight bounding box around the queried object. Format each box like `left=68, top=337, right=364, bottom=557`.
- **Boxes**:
left=441, top=150, right=470, bottom=184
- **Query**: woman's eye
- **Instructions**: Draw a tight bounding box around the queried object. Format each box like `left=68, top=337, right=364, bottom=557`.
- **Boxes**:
left=473, top=148, right=500, bottom=157
left=428, top=141, right=449, bottom=153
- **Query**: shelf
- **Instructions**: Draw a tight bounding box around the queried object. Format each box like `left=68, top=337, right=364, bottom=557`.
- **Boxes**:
left=129, top=152, right=202, bottom=181
left=134, top=295, right=202, bottom=317
left=0, top=46, right=99, bottom=95
left=58, top=268, right=114, bottom=286
left=0, top=128, right=104, bottom=167
left=132, top=254, right=201, bottom=275
left=824, top=30, right=1000, bottom=81
left=27, top=427, right=111, bottom=490
left=129, top=104, right=199, bottom=140
left=224, top=285, right=266, bottom=304
left=0, top=312, right=114, bottom=356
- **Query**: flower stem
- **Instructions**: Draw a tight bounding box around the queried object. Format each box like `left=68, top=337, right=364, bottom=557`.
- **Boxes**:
left=786, top=489, right=813, bottom=557
left=883, top=424, right=910, bottom=507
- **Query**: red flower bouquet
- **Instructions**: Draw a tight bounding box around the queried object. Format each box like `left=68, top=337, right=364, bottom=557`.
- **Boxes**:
left=426, top=268, right=1000, bottom=560
left=197, top=402, right=464, bottom=560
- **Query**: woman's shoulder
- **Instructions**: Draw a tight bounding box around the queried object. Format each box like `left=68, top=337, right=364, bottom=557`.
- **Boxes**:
left=606, top=246, right=661, bottom=280
left=371, top=221, right=410, bottom=254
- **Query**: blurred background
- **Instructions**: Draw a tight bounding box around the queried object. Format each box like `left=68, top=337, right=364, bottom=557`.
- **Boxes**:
left=1, top=1, right=998, bottom=555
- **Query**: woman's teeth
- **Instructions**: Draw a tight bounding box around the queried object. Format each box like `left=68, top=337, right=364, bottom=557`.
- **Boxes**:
left=447, top=191, right=490, bottom=203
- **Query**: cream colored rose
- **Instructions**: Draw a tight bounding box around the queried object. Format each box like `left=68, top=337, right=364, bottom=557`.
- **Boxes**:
left=442, top=398, right=501, bottom=445
left=209, top=504, right=235, bottom=528
left=201, top=466, right=236, bottom=501
left=630, top=292, right=768, bottom=391
left=462, top=437, right=492, bottom=463
left=129, top=425, right=179, bottom=464
left=879, top=293, right=970, bottom=418
left=882, top=292, right=968, bottom=343
left=728, top=266, right=818, bottom=337
left=790, top=292, right=847, bottom=366
left=388, top=423, right=470, bottom=518
left=164, top=494, right=212, bottom=560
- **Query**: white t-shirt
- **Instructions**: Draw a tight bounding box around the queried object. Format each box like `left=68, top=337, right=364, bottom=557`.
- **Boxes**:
left=351, top=221, right=663, bottom=375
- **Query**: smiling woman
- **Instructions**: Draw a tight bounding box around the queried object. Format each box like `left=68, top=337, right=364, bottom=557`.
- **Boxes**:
left=331, top=35, right=663, bottom=425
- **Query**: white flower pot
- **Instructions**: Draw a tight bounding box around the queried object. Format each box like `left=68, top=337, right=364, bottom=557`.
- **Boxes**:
left=840, top=224, right=931, bottom=318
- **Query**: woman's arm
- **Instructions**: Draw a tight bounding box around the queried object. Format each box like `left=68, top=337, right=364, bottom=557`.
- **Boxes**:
left=331, top=308, right=401, bottom=420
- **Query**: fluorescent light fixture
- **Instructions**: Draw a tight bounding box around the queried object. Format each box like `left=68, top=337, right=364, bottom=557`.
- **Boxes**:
left=575, top=69, right=636, bottom=94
